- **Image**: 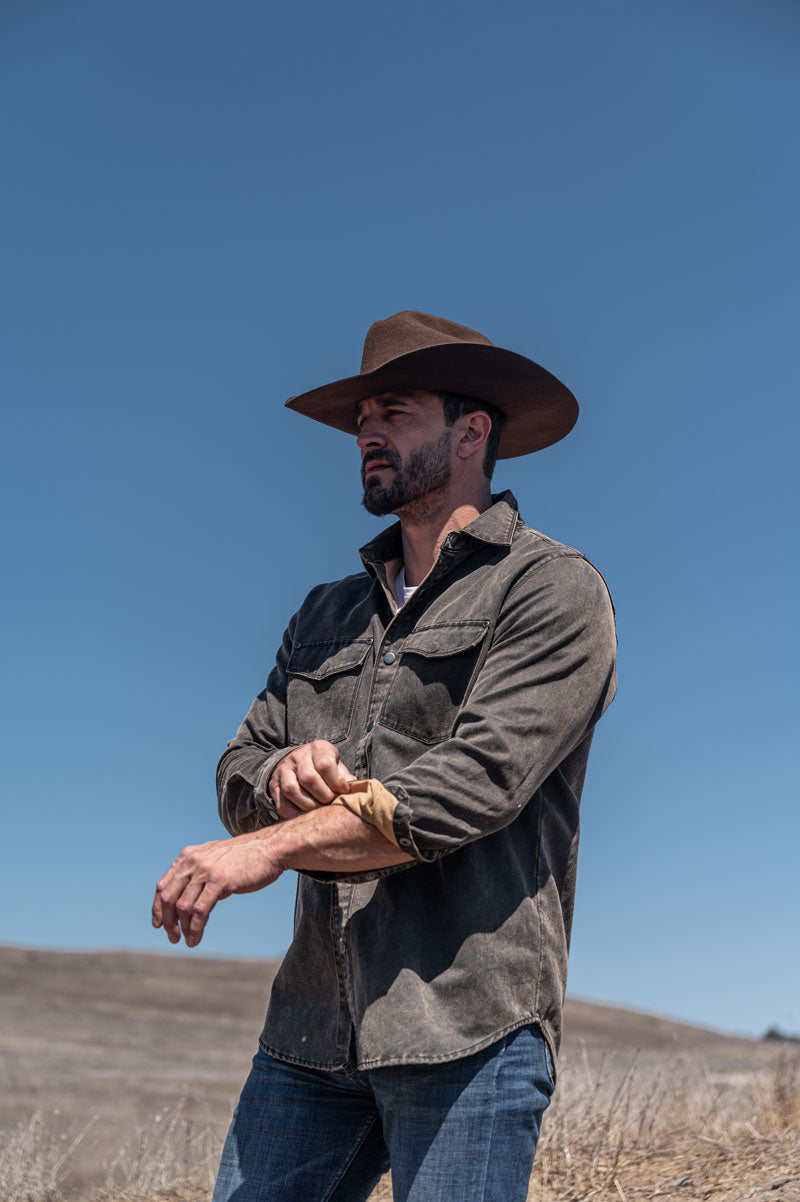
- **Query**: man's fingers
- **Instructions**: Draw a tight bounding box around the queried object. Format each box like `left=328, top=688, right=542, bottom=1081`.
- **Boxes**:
left=151, top=889, right=163, bottom=929
left=154, top=848, right=198, bottom=944
left=271, top=741, right=356, bottom=812
left=293, top=746, right=338, bottom=803
left=296, top=766, right=336, bottom=804
left=176, top=877, right=207, bottom=944
left=157, top=876, right=182, bottom=943
left=160, top=896, right=181, bottom=943
left=186, top=879, right=225, bottom=948
left=274, top=765, right=329, bottom=811
left=152, top=834, right=282, bottom=950
left=154, top=851, right=224, bottom=947
left=310, top=740, right=356, bottom=796
left=273, top=792, right=305, bottom=820
left=153, top=872, right=180, bottom=943
left=268, top=774, right=305, bottom=818
left=152, top=863, right=175, bottom=928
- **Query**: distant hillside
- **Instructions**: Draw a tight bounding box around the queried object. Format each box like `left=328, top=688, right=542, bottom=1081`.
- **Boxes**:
left=0, top=945, right=777, bottom=1197
left=1, top=943, right=759, bottom=1070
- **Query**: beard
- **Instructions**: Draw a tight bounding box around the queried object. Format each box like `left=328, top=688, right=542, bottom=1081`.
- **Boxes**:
left=361, top=431, right=453, bottom=518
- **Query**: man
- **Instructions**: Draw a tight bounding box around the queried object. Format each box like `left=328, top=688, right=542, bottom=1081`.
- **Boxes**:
left=152, top=310, right=617, bottom=1201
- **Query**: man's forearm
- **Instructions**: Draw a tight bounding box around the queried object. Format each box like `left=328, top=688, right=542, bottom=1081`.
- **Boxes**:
left=264, top=803, right=414, bottom=874
left=153, top=795, right=413, bottom=949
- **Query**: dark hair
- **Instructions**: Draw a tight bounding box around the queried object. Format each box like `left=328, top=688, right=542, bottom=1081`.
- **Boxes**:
left=437, top=392, right=506, bottom=480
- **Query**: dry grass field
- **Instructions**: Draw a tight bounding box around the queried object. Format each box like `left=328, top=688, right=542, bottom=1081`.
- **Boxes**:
left=1, top=945, right=798, bottom=1201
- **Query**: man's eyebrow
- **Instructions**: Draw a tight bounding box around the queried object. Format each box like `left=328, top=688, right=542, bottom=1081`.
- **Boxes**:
left=355, top=395, right=413, bottom=422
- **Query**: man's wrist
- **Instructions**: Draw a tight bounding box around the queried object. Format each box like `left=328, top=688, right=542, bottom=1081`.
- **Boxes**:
left=246, top=817, right=300, bottom=874
left=248, top=804, right=411, bottom=875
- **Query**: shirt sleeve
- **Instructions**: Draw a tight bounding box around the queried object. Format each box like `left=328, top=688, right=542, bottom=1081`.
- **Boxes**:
left=330, top=779, right=403, bottom=848
left=216, top=612, right=300, bottom=835
left=380, top=553, right=618, bottom=861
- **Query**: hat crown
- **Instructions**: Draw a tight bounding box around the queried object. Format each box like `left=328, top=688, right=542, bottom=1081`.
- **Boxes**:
left=360, top=310, right=493, bottom=375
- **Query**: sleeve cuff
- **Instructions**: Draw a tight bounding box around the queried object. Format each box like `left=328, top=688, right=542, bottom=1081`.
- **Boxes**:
left=330, top=779, right=403, bottom=849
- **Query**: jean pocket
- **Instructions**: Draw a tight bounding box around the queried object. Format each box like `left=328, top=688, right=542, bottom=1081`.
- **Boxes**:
left=286, top=638, right=372, bottom=744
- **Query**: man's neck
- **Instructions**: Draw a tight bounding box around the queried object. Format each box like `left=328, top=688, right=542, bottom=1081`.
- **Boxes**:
left=399, top=482, right=493, bottom=586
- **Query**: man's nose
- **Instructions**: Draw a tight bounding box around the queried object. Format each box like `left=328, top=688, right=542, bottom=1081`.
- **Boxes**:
left=356, top=420, right=387, bottom=451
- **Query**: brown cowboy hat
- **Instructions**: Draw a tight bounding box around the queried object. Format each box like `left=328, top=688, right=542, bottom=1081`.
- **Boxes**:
left=285, top=310, right=578, bottom=459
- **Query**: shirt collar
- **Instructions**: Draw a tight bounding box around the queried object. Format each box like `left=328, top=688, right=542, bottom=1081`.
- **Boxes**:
left=359, top=490, right=520, bottom=572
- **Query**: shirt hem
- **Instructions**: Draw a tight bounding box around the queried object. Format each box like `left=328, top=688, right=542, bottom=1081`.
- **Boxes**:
left=259, top=1012, right=557, bottom=1079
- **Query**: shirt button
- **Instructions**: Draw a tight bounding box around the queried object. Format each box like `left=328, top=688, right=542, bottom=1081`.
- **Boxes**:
left=398, top=837, right=412, bottom=849
left=383, top=651, right=396, bottom=664
left=338, top=937, right=346, bottom=953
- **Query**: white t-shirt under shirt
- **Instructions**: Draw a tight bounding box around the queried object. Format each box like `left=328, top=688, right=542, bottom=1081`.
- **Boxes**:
left=395, top=565, right=418, bottom=608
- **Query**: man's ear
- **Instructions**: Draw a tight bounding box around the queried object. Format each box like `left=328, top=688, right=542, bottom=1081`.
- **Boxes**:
left=455, top=411, right=491, bottom=460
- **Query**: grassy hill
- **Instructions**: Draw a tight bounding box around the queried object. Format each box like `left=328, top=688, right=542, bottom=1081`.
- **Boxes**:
left=1, top=945, right=797, bottom=1201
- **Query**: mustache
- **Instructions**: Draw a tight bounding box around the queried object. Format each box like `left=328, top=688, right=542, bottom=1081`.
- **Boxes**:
left=362, top=451, right=401, bottom=476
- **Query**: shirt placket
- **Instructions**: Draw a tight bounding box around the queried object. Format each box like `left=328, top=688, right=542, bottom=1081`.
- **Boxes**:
left=331, top=609, right=401, bottom=1060
left=329, top=883, right=357, bottom=1064
left=329, top=538, right=481, bottom=1060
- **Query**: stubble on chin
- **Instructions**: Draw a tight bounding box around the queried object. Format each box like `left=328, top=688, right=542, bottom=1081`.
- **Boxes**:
left=361, top=432, right=453, bottom=519
left=361, top=486, right=394, bottom=517
left=360, top=465, right=399, bottom=516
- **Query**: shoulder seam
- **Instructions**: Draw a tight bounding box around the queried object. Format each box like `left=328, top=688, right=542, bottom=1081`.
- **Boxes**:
left=504, top=549, right=611, bottom=608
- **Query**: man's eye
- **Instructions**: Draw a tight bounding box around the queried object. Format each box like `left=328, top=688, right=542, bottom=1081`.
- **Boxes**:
left=357, top=408, right=404, bottom=430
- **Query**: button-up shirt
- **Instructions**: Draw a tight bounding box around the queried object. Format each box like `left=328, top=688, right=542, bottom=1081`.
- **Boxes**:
left=217, top=492, right=617, bottom=1071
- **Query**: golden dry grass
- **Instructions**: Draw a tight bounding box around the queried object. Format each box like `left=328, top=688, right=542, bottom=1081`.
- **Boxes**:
left=529, top=1047, right=800, bottom=1200
left=3, top=1050, right=797, bottom=1201
left=0, top=1099, right=222, bottom=1202
left=3, top=951, right=797, bottom=1201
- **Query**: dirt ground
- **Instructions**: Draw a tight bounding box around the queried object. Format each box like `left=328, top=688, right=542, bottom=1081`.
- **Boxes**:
left=1, top=944, right=797, bottom=1200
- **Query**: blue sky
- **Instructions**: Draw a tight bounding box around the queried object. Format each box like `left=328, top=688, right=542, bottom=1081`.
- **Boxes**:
left=1, top=0, right=797, bottom=1039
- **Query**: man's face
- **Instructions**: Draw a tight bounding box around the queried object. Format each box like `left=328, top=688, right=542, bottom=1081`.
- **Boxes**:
left=356, top=390, right=453, bottom=517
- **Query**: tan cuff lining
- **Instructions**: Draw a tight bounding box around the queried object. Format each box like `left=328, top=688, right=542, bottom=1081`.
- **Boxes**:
left=330, top=779, right=401, bottom=848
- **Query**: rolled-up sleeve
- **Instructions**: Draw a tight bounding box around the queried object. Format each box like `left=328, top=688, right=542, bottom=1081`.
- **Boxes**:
left=329, top=778, right=403, bottom=848
left=216, top=613, right=299, bottom=835
left=382, top=553, right=617, bottom=861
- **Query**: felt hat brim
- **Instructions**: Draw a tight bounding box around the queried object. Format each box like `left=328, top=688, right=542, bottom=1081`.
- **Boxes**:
left=285, top=342, right=578, bottom=459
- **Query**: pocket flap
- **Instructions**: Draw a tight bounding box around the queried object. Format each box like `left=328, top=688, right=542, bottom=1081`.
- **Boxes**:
left=288, top=639, right=373, bottom=680
left=400, top=622, right=490, bottom=659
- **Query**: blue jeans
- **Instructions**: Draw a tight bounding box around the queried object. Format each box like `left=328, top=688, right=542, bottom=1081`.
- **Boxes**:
left=212, top=1024, right=554, bottom=1202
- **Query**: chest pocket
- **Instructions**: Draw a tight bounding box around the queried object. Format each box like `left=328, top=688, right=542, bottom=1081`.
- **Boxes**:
left=379, top=622, right=490, bottom=744
left=286, top=639, right=373, bottom=745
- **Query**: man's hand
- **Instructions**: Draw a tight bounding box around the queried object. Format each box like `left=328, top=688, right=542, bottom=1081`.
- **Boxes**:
left=152, top=831, right=283, bottom=948
left=270, top=739, right=355, bottom=819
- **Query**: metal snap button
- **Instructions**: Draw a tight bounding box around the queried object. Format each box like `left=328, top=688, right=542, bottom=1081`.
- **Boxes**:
left=383, top=651, right=396, bottom=664
left=366, top=721, right=375, bottom=732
